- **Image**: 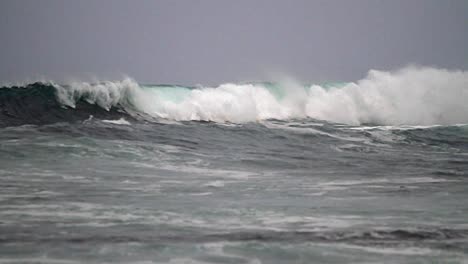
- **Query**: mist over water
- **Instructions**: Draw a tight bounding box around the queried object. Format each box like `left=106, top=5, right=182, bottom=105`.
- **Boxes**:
left=1, top=66, right=468, bottom=263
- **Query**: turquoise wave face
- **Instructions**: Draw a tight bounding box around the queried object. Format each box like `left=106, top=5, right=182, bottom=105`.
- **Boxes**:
left=142, top=85, right=193, bottom=103
left=140, top=82, right=350, bottom=103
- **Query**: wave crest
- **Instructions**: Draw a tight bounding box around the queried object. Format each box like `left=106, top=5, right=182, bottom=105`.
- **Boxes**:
left=1, top=66, right=467, bottom=126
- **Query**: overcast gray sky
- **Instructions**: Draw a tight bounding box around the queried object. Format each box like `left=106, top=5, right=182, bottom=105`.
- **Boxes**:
left=0, top=0, right=467, bottom=85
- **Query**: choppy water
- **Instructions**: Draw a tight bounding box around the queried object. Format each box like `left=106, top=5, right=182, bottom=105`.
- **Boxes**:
left=1, top=67, right=468, bottom=263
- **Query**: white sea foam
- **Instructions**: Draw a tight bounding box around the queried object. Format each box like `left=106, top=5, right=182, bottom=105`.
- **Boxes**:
left=336, top=244, right=436, bottom=256
left=317, top=176, right=454, bottom=188
left=54, top=66, right=468, bottom=125
left=203, top=180, right=225, bottom=188
left=102, top=118, right=131, bottom=125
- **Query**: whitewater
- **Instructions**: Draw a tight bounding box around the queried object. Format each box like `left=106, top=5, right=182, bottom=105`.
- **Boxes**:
left=47, top=66, right=468, bottom=125
left=1, top=66, right=468, bottom=263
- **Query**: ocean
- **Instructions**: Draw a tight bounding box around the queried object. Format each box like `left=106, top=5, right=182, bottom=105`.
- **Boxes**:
left=1, top=67, right=467, bottom=263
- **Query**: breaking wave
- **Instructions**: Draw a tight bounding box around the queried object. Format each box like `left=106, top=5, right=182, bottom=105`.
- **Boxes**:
left=1, top=66, right=467, bottom=126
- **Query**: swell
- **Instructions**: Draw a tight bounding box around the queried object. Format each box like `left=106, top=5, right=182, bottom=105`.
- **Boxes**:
left=1, top=66, right=467, bottom=127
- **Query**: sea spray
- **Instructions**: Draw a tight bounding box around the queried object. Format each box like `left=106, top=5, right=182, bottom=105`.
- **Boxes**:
left=305, top=67, right=468, bottom=125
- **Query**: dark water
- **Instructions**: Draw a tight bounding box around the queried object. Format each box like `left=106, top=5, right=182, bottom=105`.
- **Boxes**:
left=0, top=81, right=468, bottom=263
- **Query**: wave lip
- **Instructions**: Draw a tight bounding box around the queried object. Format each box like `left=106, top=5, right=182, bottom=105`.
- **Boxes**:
left=1, top=66, right=467, bottom=127
left=0, top=82, right=131, bottom=127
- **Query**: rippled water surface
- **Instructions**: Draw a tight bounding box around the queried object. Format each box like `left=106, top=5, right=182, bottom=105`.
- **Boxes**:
left=1, top=118, right=467, bottom=263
